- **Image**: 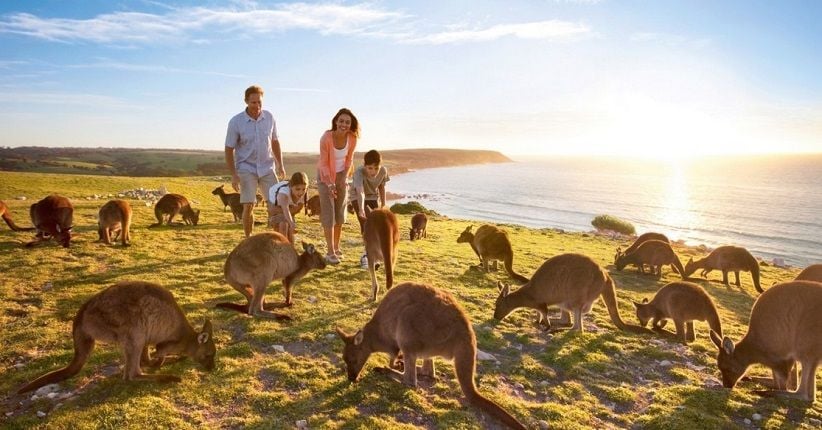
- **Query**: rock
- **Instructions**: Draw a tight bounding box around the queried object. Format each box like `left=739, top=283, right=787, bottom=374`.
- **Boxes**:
left=5, top=412, right=12, bottom=417
left=41, top=282, right=53, bottom=292
left=752, top=413, right=762, bottom=421
left=476, top=350, right=498, bottom=362
left=772, top=258, right=787, bottom=268
left=514, top=343, right=523, bottom=351
left=539, top=420, right=550, bottom=430
left=46, top=392, right=59, bottom=400
left=514, top=382, right=525, bottom=390
left=272, top=345, right=286, bottom=354
left=18, top=196, right=27, bottom=201
left=13, top=363, right=24, bottom=369
left=326, top=334, right=336, bottom=341
left=30, top=394, right=39, bottom=401
left=659, top=360, right=672, bottom=367
left=744, top=418, right=752, bottom=425
left=540, top=380, right=550, bottom=387
left=307, top=296, right=317, bottom=304
left=36, top=411, right=46, bottom=418
left=295, top=419, right=308, bottom=429
left=809, top=418, right=821, bottom=426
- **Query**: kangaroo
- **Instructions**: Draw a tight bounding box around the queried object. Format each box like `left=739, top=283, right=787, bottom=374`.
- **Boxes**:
left=709, top=281, right=822, bottom=402
left=26, top=195, right=74, bottom=248
left=336, top=282, right=527, bottom=430
left=360, top=207, right=399, bottom=301
left=633, top=281, right=722, bottom=344
left=0, top=199, right=35, bottom=231
left=211, top=184, right=242, bottom=222
left=305, top=194, right=321, bottom=217
left=615, top=239, right=686, bottom=278
left=494, top=253, right=652, bottom=334
left=17, top=281, right=215, bottom=394
left=457, top=225, right=529, bottom=284
left=684, top=245, right=762, bottom=293
left=614, top=232, right=669, bottom=273
left=97, top=199, right=132, bottom=246
left=216, top=232, right=326, bottom=319
left=795, top=264, right=822, bottom=282
left=149, top=193, right=200, bottom=227
left=409, top=212, right=428, bottom=241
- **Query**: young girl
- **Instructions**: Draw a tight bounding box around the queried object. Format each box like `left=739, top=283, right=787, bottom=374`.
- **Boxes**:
left=268, top=172, right=309, bottom=243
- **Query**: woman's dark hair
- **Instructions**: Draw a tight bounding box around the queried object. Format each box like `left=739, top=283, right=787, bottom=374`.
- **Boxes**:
left=331, top=108, right=360, bottom=138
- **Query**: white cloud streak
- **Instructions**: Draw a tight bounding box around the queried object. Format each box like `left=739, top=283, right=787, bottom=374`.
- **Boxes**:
left=0, top=3, right=590, bottom=45
left=66, top=60, right=248, bottom=78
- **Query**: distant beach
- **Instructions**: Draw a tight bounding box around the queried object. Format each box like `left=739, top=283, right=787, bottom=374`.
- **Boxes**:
left=387, top=155, right=822, bottom=268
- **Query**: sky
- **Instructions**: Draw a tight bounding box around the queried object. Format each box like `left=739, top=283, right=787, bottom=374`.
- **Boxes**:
left=1, top=0, right=821, bottom=157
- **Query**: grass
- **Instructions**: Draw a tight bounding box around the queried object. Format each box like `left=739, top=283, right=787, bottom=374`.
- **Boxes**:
left=1, top=171, right=821, bottom=429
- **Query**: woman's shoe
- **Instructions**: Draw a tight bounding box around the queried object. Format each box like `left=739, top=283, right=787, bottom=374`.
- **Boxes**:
left=325, top=254, right=340, bottom=265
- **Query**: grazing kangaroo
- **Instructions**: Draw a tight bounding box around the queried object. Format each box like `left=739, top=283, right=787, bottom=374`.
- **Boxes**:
left=709, top=281, right=822, bottom=402
left=217, top=232, right=326, bottom=319
left=684, top=245, right=762, bottom=293
left=97, top=199, right=132, bottom=246
left=211, top=184, right=242, bottom=222
left=336, top=282, right=527, bottom=430
left=795, top=264, right=822, bottom=282
left=409, top=212, right=428, bottom=241
left=17, top=281, right=215, bottom=394
left=633, top=281, right=722, bottom=344
left=360, top=207, right=399, bottom=301
left=614, top=232, right=669, bottom=273
left=457, top=225, right=529, bottom=284
left=26, top=195, right=74, bottom=248
left=149, top=193, right=200, bottom=227
left=305, top=195, right=321, bottom=217
left=615, top=239, right=686, bottom=278
left=0, top=199, right=35, bottom=231
left=494, top=253, right=652, bottom=334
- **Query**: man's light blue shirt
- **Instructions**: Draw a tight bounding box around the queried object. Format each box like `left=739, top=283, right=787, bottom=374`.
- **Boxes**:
left=225, top=110, right=278, bottom=177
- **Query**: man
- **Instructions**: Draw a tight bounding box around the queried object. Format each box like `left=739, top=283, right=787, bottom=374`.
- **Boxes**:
left=225, top=85, right=286, bottom=237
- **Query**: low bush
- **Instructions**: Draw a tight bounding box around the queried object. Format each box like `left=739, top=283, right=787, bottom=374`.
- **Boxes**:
left=591, top=214, right=636, bottom=235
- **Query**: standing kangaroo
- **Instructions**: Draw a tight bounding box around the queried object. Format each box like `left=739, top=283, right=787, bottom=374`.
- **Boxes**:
left=684, top=245, right=762, bottom=293
left=217, top=232, right=326, bottom=319
left=17, top=281, right=216, bottom=394
left=149, top=193, right=200, bottom=227
left=26, top=195, right=74, bottom=248
left=0, top=199, right=35, bottom=231
left=336, top=282, right=527, bottom=430
left=494, top=253, right=652, bottom=334
left=305, top=195, right=321, bottom=217
left=795, top=264, right=822, bottom=282
left=360, top=207, right=399, bottom=301
left=633, top=281, right=722, bottom=344
left=409, top=212, right=428, bottom=241
left=211, top=184, right=242, bottom=222
left=457, top=225, right=529, bottom=284
left=97, top=199, right=132, bottom=246
left=709, top=281, right=822, bottom=402
left=615, top=239, right=686, bottom=278
left=614, top=232, right=669, bottom=273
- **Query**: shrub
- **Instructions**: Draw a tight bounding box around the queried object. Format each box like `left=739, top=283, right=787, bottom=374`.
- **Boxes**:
left=389, top=201, right=439, bottom=216
left=591, top=214, right=635, bottom=235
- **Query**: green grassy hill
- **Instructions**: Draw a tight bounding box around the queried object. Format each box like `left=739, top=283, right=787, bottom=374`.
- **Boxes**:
left=1, top=171, right=820, bottom=429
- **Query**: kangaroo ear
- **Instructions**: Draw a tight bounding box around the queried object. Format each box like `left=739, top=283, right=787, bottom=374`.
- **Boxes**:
left=463, top=225, right=472, bottom=233
left=709, top=330, right=722, bottom=349
left=353, top=330, right=364, bottom=346
left=195, top=209, right=201, bottom=215
left=497, top=281, right=504, bottom=292
left=66, top=226, right=73, bottom=232
left=687, top=257, right=693, bottom=264
left=500, top=282, right=511, bottom=297
left=642, top=297, right=649, bottom=304
left=305, top=244, right=315, bottom=254
left=632, top=301, right=642, bottom=309
left=335, top=327, right=350, bottom=341
left=56, top=225, right=62, bottom=233
left=202, top=319, right=213, bottom=334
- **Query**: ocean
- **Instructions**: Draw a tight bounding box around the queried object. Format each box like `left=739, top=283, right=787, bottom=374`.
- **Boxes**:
left=387, top=154, right=822, bottom=268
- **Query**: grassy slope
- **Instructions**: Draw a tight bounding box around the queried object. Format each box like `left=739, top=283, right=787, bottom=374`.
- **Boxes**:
left=1, top=171, right=820, bottom=429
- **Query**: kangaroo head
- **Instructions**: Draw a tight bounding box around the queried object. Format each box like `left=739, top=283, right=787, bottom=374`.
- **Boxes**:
left=613, top=247, right=623, bottom=265
left=709, top=330, right=746, bottom=388
left=55, top=224, right=73, bottom=248
left=211, top=185, right=223, bottom=195
left=684, top=257, right=696, bottom=277
left=409, top=227, right=417, bottom=241
left=493, top=281, right=514, bottom=320
left=190, top=209, right=200, bottom=226
left=301, top=242, right=327, bottom=270
left=632, top=298, right=653, bottom=327
left=192, top=319, right=216, bottom=371
left=336, top=327, right=369, bottom=382
left=614, top=252, right=627, bottom=271
left=456, top=225, right=473, bottom=243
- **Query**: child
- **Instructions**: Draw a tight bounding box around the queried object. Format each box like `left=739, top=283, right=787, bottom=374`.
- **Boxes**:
left=351, top=149, right=390, bottom=268
left=268, top=172, right=309, bottom=244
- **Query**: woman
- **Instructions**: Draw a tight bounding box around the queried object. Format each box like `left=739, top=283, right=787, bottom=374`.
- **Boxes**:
left=317, top=108, right=358, bottom=264
left=267, top=171, right=308, bottom=244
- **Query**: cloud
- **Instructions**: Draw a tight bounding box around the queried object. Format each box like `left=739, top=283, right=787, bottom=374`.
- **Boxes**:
left=0, top=91, right=141, bottom=109
left=0, top=3, right=589, bottom=46
left=66, top=60, right=248, bottom=78
left=404, top=20, right=590, bottom=45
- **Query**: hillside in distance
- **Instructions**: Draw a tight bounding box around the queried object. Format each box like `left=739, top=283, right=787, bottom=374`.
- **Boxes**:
left=0, top=147, right=511, bottom=177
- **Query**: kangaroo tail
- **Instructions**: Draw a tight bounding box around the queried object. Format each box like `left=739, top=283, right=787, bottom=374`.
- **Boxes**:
left=504, top=253, right=530, bottom=284
left=707, top=306, right=723, bottom=338
left=214, top=302, right=250, bottom=314
left=2, top=212, right=35, bottom=231
left=381, top=221, right=395, bottom=290
left=672, top=255, right=687, bottom=280
left=18, top=317, right=94, bottom=394
left=454, top=343, right=526, bottom=430
left=601, top=276, right=653, bottom=334
left=121, top=207, right=132, bottom=245
left=751, top=262, right=763, bottom=293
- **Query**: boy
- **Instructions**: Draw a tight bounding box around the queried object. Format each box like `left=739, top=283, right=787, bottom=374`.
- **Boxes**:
left=351, top=149, right=390, bottom=268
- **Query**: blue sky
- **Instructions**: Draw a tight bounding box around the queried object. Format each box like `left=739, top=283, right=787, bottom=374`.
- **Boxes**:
left=1, top=0, right=820, bottom=156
